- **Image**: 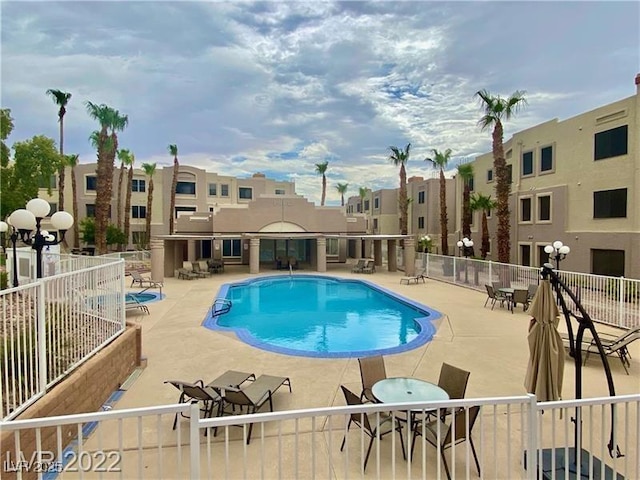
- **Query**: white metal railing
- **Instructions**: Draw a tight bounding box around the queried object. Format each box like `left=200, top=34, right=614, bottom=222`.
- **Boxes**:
left=414, top=253, right=640, bottom=329
left=1, top=258, right=126, bottom=420
left=1, top=394, right=638, bottom=479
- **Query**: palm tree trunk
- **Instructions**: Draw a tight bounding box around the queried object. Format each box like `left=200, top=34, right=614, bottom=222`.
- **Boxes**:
left=481, top=211, right=490, bottom=259
left=71, top=165, right=79, bottom=247
left=146, top=179, right=154, bottom=247
left=117, top=163, right=125, bottom=231
left=399, top=164, right=407, bottom=235
left=321, top=174, right=326, bottom=206
left=169, top=158, right=179, bottom=234
left=462, top=185, right=474, bottom=257
left=57, top=116, right=65, bottom=212
left=341, top=194, right=344, bottom=206
left=124, top=166, right=133, bottom=249
left=439, top=169, right=448, bottom=255
left=492, top=120, right=510, bottom=263
left=95, top=132, right=118, bottom=254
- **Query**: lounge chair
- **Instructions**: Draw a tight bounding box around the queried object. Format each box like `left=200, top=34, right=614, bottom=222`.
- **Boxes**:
left=192, top=262, right=210, bottom=278
left=400, top=268, right=427, bottom=284
left=164, top=380, right=222, bottom=431
left=585, top=327, right=640, bottom=375
left=125, top=295, right=149, bottom=315
left=130, top=271, right=163, bottom=294
left=340, top=385, right=406, bottom=471
left=218, top=374, right=292, bottom=444
left=177, top=268, right=198, bottom=280
left=362, top=259, right=376, bottom=274
left=351, top=259, right=366, bottom=273
left=358, top=356, right=387, bottom=403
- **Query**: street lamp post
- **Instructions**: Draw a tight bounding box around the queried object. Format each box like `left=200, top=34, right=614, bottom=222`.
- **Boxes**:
left=6, top=199, right=74, bottom=280
left=544, top=240, right=570, bottom=270
left=0, top=220, right=20, bottom=288
left=456, top=237, right=474, bottom=283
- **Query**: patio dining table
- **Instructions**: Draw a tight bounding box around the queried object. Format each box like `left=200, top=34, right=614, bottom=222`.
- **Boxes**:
left=499, top=287, right=515, bottom=311
left=372, top=377, right=449, bottom=410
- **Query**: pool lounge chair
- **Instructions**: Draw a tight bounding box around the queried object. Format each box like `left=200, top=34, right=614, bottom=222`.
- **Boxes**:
left=585, top=326, right=640, bottom=375
left=192, top=262, right=210, bottom=278
left=130, top=271, right=163, bottom=294
left=400, top=268, right=427, bottom=284
left=125, top=295, right=149, bottom=315
left=362, top=260, right=376, bottom=274
left=177, top=268, right=198, bottom=280
left=352, top=259, right=367, bottom=273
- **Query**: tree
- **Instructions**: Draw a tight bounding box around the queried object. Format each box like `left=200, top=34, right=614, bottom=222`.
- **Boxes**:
left=0, top=109, right=14, bottom=220
left=335, top=183, right=348, bottom=207
left=470, top=193, right=497, bottom=260
left=358, top=186, right=368, bottom=214
left=46, top=89, right=72, bottom=213
left=426, top=148, right=452, bottom=255
left=116, top=149, right=132, bottom=231
left=79, top=217, right=126, bottom=248
left=85, top=102, right=128, bottom=254
left=168, top=144, right=179, bottom=234
left=389, top=144, right=410, bottom=236
left=63, top=154, right=80, bottom=247
left=476, top=89, right=527, bottom=263
left=123, top=152, right=135, bottom=250
left=457, top=162, right=475, bottom=256
left=141, top=162, right=157, bottom=247
left=315, top=161, right=329, bottom=206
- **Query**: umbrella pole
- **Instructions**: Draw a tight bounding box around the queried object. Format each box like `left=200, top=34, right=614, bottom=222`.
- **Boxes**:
left=540, top=263, right=623, bottom=476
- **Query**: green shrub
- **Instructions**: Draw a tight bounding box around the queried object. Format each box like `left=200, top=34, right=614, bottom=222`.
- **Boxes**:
left=0, top=271, right=7, bottom=289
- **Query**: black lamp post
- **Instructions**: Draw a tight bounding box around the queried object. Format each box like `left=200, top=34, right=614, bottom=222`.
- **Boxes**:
left=544, top=240, right=570, bottom=270
left=0, top=220, right=20, bottom=287
left=7, top=199, right=74, bottom=280
left=456, top=237, right=474, bottom=283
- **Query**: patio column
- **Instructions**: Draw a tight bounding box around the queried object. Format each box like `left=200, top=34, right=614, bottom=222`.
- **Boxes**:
left=364, top=239, right=372, bottom=259
left=373, top=240, right=382, bottom=267
left=150, top=237, right=165, bottom=281
left=187, top=239, right=196, bottom=262
left=249, top=238, right=260, bottom=274
left=404, top=237, right=416, bottom=276
left=316, top=237, right=327, bottom=272
left=354, top=238, right=362, bottom=259
left=387, top=239, right=397, bottom=272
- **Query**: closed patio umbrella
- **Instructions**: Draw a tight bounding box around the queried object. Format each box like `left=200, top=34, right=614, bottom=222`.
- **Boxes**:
left=524, top=279, right=564, bottom=402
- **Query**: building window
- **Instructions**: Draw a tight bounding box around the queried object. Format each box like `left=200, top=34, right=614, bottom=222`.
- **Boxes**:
left=520, top=244, right=531, bottom=267
left=86, top=176, right=97, bottom=191
left=220, top=184, right=229, bottom=197
left=522, top=151, right=534, bottom=176
left=418, top=216, right=425, bottom=229
left=132, top=179, right=146, bottom=192
left=538, top=195, right=551, bottom=222
left=537, top=245, right=549, bottom=267
left=591, top=249, right=625, bottom=277
left=238, top=187, right=252, bottom=200
left=174, top=206, right=197, bottom=218
left=364, top=200, right=370, bottom=211
left=373, top=218, right=378, bottom=230
left=46, top=203, right=58, bottom=216
left=594, top=125, right=628, bottom=160
left=467, top=176, right=474, bottom=192
left=222, top=239, right=242, bottom=257
left=487, top=169, right=493, bottom=182
left=593, top=188, right=627, bottom=218
left=39, top=174, right=56, bottom=189
left=131, top=231, right=145, bottom=245
left=417, top=191, right=425, bottom=204
left=540, top=146, right=554, bottom=172
left=176, top=181, right=196, bottom=195
left=520, top=197, right=532, bottom=222
left=326, top=238, right=339, bottom=256
left=132, top=206, right=146, bottom=219
left=208, top=183, right=217, bottom=196
left=506, top=164, right=513, bottom=183
left=85, top=204, right=111, bottom=218
left=374, top=197, right=380, bottom=208
left=275, top=189, right=285, bottom=195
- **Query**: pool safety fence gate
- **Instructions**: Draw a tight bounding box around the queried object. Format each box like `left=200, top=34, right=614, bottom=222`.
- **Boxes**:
left=1, top=394, right=638, bottom=479
left=1, top=258, right=126, bottom=420
left=411, top=252, right=640, bottom=329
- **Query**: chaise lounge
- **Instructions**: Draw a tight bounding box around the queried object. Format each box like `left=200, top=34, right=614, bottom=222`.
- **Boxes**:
left=400, top=268, right=427, bottom=285
left=130, top=270, right=163, bottom=294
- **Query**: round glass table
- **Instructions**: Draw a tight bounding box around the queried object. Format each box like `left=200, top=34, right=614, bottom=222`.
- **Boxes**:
left=372, top=377, right=449, bottom=404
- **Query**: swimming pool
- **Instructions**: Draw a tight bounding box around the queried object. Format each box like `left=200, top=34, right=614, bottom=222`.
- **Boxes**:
left=202, top=275, right=442, bottom=358
left=125, top=292, right=163, bottom=304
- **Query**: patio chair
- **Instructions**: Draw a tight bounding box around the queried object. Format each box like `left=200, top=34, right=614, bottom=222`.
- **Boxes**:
left=511, top=289, right=530, bottom=313
left=218, top=374, right=292, bottom=444
left=428, top=363, right=470, bottom=422
left=527, top=284, right=538, bottom=302
left=351, top=259, right=366, bottom=273
left=483, top=285, right=506, bottom=310
left=362, top=260, right=376, bottom=274
left=340, top=386, right=406, bottom=471
left=192, top=262, right=210, bottom=278
left=177, top=268, right=198, bottom=280
left=164, top=380, right=222, bottom=431
left=585, top=327, right=640, bottom=375
left=400, top=268, right=427, bottom=285
left=358, top=356, right=387, bottom=403
left=207, top=259, right=224, bottom=274
left=125, top=295, right=149, bottom=315
left=130, top=271, right=163, bottom=294
left=410, top=406, right=482, bottom=480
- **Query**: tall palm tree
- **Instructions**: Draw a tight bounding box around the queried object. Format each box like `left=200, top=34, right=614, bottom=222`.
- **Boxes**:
left=315, top=161, right=329, bottom=206
left=358, top=186, right=368, bottom=214
left=476, top=89, right=527, bottom=263
left=46, top=89, right=72, bottom=212
left=470, top=193, right=497, bottom=260
left=116, top=149, right=132, bottom=231
left=64, top=153, right=80, bottom=248
left=86, top=102, right=129, bottom=254
left=389, top=144, right=410, bottom=236
left=426, top=148, right=452, bottom=255
left=457, top=162, right=475, bottom=255
left=335, top=183, right=348, bottom=207
left=122, top=152, right=135, bottom=249
left=168, top=144, right=179, bottom=234
left=141, top=162, right=156, bottom=247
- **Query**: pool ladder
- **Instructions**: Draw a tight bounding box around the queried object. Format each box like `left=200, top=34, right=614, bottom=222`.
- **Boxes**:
left=211, top=298, right=232, bottom=318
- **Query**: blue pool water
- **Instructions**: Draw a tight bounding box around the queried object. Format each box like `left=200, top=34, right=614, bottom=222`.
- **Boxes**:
left=202, top=275, right=442, bottom=358
left=125, top=292, right=162, bottom=304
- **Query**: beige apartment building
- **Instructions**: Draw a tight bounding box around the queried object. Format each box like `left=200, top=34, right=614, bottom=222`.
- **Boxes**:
left=466, top=74, right=640, bottom=278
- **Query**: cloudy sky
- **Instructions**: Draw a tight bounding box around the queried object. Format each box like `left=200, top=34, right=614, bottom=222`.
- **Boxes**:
left=2, top=1, right=638, bottom=206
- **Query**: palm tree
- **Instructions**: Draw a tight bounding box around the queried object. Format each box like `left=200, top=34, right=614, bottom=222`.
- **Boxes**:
left=64, top=153, right=80, bottom=248
left=389, top=144, right=410, bottom=236
left=470, top=193, right=497, bottom=260
left=457, top=162, right=475, bottom=256
left=335, top=183, right=348, bottom=207
left=315, top=161, right=329, bottom=206
left=141, top=162, right=156, bottom=247
left=426, top=148, right=452, bottom=255
left=476, top=89, right=527, bottom=263
left=168, top=144, right=179, bottom=234
left=86, top=102, right=129, bottom=254
left=358, top=186, right=368, bottom=214
left=122, top=152, right=135, bottom=249
left=46, top=89, right=72, bottom=213
left=116, top=149, right=132, bottom=232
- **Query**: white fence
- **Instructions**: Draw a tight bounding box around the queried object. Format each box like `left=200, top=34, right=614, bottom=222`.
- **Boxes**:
left=414, top=253, right=640, bottom=329
left=0, top=257, right=126, bottom=420
left=1, top=394, right=638, bottom=479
